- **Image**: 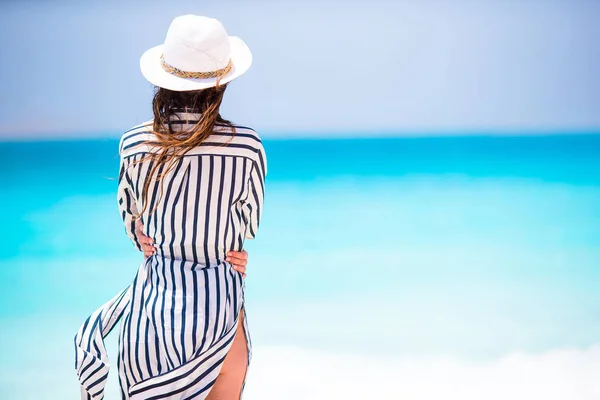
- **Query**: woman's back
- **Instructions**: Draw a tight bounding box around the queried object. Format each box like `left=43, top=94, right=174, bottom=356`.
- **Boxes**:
left=117, top=113, right=266, bottom=267
left=75, top=16, right=262, bottom=400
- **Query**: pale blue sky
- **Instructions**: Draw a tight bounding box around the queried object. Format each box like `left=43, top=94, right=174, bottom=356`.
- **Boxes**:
left=0, top=0, right=599, bottom=138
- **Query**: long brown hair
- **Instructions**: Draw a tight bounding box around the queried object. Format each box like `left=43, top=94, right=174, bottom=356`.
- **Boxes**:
left=136, top=83, right=234, bottom=217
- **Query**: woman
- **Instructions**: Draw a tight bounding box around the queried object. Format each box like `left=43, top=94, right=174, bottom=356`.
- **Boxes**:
left=74, top=15, right=265, bottom=400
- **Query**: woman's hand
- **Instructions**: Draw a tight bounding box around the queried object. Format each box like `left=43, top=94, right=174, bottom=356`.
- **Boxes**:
left=135, top=220, right=156, bottom=258
left=226, top=250, right=248, bottom=278
left=134, top=220, right=248, bottom=277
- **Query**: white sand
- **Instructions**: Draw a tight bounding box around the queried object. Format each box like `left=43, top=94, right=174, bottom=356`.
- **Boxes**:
left=242, top=345, right=600, bottom=400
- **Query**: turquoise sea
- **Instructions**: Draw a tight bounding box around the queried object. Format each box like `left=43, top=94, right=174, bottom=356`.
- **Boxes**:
left=1, top=134, right=600, bottom=399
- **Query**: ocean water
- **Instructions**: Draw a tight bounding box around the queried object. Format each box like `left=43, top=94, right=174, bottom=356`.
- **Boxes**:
left=1, top=134, right=600, bottom=399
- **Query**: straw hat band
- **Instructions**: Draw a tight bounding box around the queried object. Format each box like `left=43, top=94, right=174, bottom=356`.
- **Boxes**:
left=160, top=55, right=233, bottom=79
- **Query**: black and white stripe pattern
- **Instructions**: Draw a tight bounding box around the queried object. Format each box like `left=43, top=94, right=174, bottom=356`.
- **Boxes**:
left=75, top=114, right=266, bottom=399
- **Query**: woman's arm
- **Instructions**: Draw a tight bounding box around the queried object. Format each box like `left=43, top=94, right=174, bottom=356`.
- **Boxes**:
left=243, top=144, right=267, bottom=240
left=117, top=158, right=143, bottom=252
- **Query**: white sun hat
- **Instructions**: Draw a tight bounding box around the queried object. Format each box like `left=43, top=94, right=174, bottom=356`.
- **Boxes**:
left=140, top=15, right=252, bottom=91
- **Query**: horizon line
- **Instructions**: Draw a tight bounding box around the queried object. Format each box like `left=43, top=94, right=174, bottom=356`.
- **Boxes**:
left=1, top=129, right=600, bottom=143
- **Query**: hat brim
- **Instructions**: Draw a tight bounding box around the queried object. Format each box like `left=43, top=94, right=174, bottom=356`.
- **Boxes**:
left=140, top=36, right=252, bottom=91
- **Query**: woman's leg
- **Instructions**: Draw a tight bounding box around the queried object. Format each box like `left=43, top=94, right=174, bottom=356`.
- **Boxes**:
left=206, top=309, right=249, bottom=400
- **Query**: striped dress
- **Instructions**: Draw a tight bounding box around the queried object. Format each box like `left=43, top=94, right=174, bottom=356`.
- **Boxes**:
left=74, top=112, right=266, bottom=400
